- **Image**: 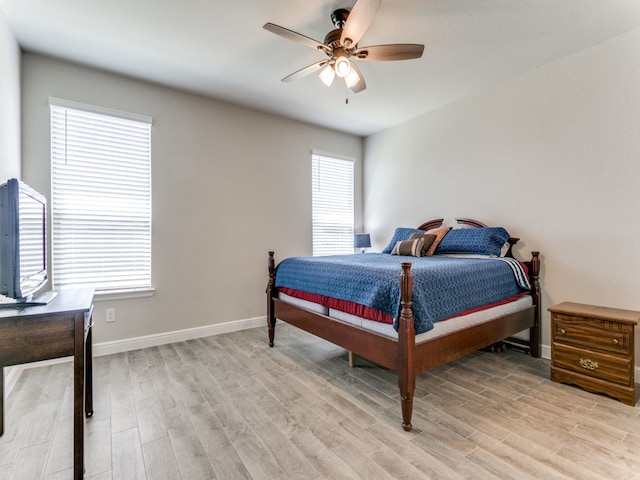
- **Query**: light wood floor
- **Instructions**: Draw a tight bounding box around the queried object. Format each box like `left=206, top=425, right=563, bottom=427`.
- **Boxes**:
left=1, top=324, right=640, bottom=479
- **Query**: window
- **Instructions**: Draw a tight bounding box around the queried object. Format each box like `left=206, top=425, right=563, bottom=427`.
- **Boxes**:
left=50, top=99, right=152, bottom=293
left=311, top=153, right=354, bottom=256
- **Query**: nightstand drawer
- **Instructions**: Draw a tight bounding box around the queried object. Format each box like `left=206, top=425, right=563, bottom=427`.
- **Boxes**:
left=553, top=343, right=633, bottom=387
left=553, top=316, right=630, bottom=355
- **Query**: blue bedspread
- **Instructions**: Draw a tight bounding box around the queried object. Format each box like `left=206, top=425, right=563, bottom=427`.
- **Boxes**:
left=274, top=254, right=529, bottom=334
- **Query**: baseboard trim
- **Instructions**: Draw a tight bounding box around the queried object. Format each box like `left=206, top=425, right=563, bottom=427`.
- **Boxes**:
left=541, top=344, right=551, bottom=360
left=93, top=315, right=267, bottom=357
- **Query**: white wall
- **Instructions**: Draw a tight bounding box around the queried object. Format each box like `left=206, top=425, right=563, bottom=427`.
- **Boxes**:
left=0, top=9, right=21, bottom=395
left=21, top=53, right=363, bottom=344
left=364, top=28, right=640, bottom=357
left=0, top=8, right=20, bottom=180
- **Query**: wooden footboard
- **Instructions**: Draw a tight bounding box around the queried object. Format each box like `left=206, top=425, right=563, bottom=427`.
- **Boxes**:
left=266, top=227, right=541, bottom=432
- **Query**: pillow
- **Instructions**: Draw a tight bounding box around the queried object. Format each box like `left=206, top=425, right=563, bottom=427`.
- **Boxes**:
left=424, top=227, right=451, bottom=256
left=434, top=227, right=511, bottom=257
left=381, top=227, right=425, bottom=254
left=408, top=233, right=437, bottom=256
left=391, top=238, right=424, bottom=256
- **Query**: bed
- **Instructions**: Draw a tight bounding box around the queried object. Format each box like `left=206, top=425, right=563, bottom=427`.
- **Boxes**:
left=266, top=217, right=541, bottom=431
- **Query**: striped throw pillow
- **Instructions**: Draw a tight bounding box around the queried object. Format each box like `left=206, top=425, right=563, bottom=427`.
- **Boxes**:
left=391, top=238, right=424, bottom=256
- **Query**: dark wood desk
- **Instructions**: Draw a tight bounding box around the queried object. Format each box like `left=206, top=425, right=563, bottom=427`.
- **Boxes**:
left=0, top=288, right=94, bottom=480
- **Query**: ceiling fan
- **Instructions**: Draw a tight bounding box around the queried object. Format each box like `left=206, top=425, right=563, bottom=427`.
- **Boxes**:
left=263, top=0, right=424, bottom=94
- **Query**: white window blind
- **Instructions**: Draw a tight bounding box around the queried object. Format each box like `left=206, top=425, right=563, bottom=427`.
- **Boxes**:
left=50, top=101, right=152, bottom=292
left=312, top=153, right=354, bottom=256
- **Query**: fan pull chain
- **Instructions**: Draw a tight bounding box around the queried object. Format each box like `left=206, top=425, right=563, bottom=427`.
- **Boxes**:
left=345, top=86, right=349, bottom=105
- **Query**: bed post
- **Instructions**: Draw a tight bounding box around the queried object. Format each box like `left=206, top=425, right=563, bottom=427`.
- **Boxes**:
left=398, top=262, right=416, bottom=432
left=529, top=251, right=541, bottom=358
left=267, top=251, right=277, bottom=347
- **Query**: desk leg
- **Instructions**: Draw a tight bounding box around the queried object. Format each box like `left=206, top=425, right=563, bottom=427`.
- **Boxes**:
left=74, top=312, right=85, bottom=480
left=0, top=366, right=4, bottom=436
left=85, top=319, right=93, bottom=417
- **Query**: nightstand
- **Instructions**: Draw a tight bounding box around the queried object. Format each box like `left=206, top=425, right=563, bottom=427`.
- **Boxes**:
left=549, top=302, right=639, bottom=405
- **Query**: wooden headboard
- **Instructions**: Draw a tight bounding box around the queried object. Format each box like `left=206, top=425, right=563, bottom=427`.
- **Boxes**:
left=416, top=218, right=444, bottom=231
left=455, top=217, right=487, bottom=228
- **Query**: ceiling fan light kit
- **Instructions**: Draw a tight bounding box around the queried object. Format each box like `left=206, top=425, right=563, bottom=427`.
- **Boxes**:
left=264, top=0, right=424, bottom=94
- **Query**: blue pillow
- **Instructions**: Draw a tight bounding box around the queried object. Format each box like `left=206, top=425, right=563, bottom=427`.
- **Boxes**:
left=434, top=227, right=510, bottom=257
left=382, top=227, right=425, bottom=254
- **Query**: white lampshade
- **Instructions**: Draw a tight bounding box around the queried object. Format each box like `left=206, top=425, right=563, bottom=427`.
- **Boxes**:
left=344, top=67, right=360, bottom=88
left=319, top=65, right=335, bottom=87
left=334, top=56, right=351, bottom=77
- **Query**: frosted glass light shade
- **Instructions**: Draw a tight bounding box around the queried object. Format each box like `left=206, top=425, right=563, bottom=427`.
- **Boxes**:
left=319, top=65, right=335, bottom=87
left=345, top=67, right=360, bottom=88
left=334, top=56, right=351, bottom=77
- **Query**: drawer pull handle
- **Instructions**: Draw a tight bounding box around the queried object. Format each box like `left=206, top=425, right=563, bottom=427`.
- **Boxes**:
left=579, top=358, right=598, bottom=370
left=560, top=328, right=566, bottom=334
left=613, top=339, right=619, bottom=345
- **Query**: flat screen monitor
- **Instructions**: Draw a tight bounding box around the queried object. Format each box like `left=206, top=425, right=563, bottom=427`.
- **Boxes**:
left=0, top=178, right=49, bottom=303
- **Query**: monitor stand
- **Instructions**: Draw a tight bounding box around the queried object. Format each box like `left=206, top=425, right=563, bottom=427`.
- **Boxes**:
left=0, top=290, right=58, bottom=309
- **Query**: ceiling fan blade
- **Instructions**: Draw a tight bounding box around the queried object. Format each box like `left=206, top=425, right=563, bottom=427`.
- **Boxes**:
left=263, top=23, right=326, bottom=51
left=282, top=60, right=328, bottom=82
left=340, top=0, right=382, bottom=49
left=353, top=44, right=425, bottom=61
left=349, top=62, right=367, bottom=94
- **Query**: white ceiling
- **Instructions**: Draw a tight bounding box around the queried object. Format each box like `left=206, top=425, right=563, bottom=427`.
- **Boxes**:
left=2, top=0, right=640, bottom=136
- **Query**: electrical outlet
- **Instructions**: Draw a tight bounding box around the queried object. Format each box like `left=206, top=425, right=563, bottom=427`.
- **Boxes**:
left=105, top=308, right=116, bottom=323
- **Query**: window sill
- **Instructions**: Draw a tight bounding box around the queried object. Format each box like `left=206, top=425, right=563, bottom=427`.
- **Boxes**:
left=93, top=288, right=155, bottom=302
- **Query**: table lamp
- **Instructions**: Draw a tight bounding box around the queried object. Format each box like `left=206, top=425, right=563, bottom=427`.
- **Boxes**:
left=353, top=233, right=371, bottom=253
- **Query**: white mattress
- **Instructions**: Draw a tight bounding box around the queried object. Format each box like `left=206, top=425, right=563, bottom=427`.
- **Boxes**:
left=278, top=292, right=532, bottom=344
left=279, top=292, right=329, bottom=315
